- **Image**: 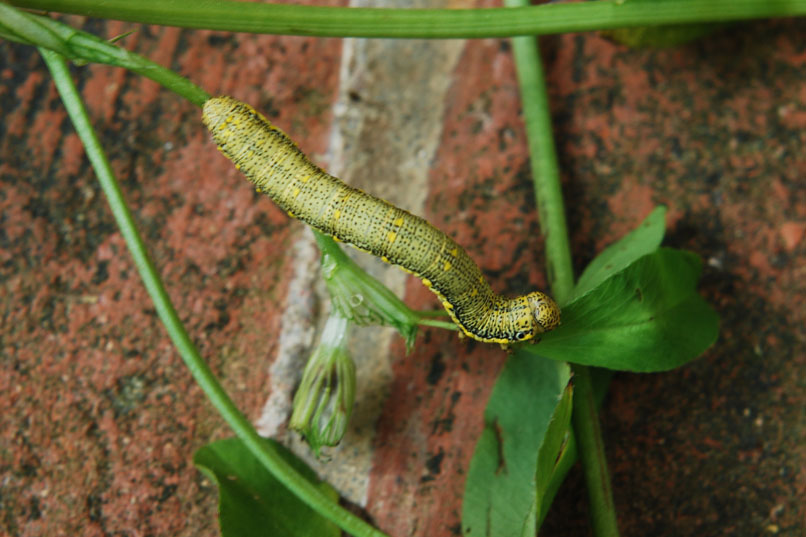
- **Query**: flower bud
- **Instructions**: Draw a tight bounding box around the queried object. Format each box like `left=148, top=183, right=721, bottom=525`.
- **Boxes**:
left=290, top=316, right=356, bottom=456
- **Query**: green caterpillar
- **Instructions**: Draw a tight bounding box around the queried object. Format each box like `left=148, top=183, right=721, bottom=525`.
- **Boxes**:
left=202, top=96, right=560, bottom=344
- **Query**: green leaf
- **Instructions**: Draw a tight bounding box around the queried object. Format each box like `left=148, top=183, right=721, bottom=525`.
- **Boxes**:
left=572, top=206, right=667, bottom=302
left=194, top=437, right=340, bottom=537
left=535, top=380, right=574, bottom=527
left=528, top=248, right=719, bottom=372
left=462, top=353, right=571, bottom=537
left=535, top=368, right=613, bottom=529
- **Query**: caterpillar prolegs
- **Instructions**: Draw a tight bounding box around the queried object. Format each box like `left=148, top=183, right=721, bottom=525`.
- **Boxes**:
left=202, top=96, right=560, bottom=344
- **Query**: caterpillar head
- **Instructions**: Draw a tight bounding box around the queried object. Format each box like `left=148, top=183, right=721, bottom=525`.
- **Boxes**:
left=526, top=291, right=561, bottom=335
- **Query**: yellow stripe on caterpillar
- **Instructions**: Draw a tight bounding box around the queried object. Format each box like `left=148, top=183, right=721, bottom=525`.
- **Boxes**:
left=202, top=96, right=560, bottom=343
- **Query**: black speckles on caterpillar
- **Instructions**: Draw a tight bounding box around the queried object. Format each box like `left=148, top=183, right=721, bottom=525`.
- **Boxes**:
left=202, top=96, right=560, bottom=344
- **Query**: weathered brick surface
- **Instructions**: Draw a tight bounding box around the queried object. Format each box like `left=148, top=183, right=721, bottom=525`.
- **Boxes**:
left=1, top=11, right=804, bottom=537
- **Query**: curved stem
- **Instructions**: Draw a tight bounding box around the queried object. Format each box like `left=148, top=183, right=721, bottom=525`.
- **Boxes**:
left=40, top=48, right=387, bottom=537
left=0, top=5, right=209, bottom=105
left=9, top=0, right=806, bottom=38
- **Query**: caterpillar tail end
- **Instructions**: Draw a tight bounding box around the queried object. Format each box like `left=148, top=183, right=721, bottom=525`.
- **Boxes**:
left=202, top=96, right=236, bottom=130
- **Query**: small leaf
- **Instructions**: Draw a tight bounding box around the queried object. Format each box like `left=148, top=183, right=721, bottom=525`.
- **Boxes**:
left=528, top=248, right=719, bottom=372
left=535, top=380, right=573, bottom=527
left=535, top=368, right=612, bottom=530
left=462, top=354, right=571, bottom=537
left=194, top=437, right=340, bottom=537
left=572, top=206, right=667, bottom=301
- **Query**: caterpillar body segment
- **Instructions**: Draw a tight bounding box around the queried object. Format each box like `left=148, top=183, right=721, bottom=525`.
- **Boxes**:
left=202, top=96, right=560, bottom=344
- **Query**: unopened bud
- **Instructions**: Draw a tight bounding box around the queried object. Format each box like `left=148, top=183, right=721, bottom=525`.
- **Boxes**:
left=290, top=316, right=357, bottom=456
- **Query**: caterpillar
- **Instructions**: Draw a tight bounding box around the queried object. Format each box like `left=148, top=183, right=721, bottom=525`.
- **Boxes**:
left=202, top=96, right=560, bottom=344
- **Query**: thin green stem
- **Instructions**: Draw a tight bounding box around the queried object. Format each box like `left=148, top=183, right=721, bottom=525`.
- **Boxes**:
left=506, top=7, right=573, bottom=305
left=0, top=5, right=209, bottom=105
left=0, top=3, right=71, bottom=53
left=570, top=364, right=620, bottom=537
left=8, top=0, right=806, bottom=38
left=506, top=1, right=619, bottom=535
left=312, top=230, right=352, bottom=266
left=417, top=318, right=459, bottom=331
left=40, top=48, right=387, bottom=537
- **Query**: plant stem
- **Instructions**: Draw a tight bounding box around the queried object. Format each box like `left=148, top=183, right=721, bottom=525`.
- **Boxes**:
left=506, top=8, right=573, bottom=305
left=417, top=318, right=459, bottom=331
left=9, top=0, right=806, bottom=38
left=505, top=1, right=619, bottom=535
left=571, top=363, right=620, bottom=536
left=311, top=229, right=353, bottom=266
left=0, top=5, right=209, bottom=105
left=40, top=48, right=388, bottom=537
